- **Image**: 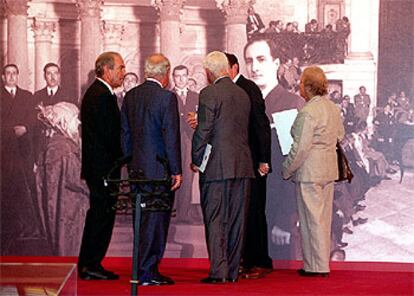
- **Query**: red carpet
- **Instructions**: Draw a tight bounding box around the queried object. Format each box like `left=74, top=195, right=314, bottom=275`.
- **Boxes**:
left=1, top=257, right=413, bottom=295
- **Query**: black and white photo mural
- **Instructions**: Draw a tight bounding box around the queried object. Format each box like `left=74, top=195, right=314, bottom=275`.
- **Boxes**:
left=1, top=0, right=413, bottom=263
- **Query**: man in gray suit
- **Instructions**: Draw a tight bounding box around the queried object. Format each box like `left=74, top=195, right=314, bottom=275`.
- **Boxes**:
left=191, top=51, right=254, bottom=284
left=282, top=66, right=345, bottom=276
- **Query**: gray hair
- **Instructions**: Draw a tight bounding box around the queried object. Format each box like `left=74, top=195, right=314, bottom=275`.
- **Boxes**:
left=203, top=51, right=229, bottom=80
left=144, top=53, right=170, bottom=79
left=95, top=51, right=121, bottom=77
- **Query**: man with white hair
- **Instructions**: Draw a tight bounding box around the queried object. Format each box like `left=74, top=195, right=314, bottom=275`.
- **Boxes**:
left=121, top=53, right=182, bottom=286
left=191, top=51, right=254, bottom=283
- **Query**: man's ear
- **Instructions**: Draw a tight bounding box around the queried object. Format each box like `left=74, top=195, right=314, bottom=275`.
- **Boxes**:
left=274, top=58, right=280, bottom=69
left=1, top=75, right=5, bottom=84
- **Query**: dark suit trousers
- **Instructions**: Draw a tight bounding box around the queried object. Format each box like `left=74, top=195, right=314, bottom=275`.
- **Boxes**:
left=200, top=178, right=251, bottom=280
left=241, top=175, right=273, bottom=269
left=137, top=199, right=173, bottom=281
left=78, top=179, right=117, bottom=270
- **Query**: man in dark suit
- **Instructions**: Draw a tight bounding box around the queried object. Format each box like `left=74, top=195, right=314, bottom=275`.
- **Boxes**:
left=121, top=53, right=182, bottom=286
left=225, top=53, right=273, bottom=279
left=354, top=86, right=371, bottom=123
left=172, top=64, right=200, bottom=224
left=246, top=6, right=265, bottom=40
left=244, top=37, right=305, bottom=261
left=192, top=51, right=254, bottom=284
left=34, top=63, right=72, bottom=106
left=1, top=64, right=41, bottom=253
left=78, top=52, right=126, bottom=280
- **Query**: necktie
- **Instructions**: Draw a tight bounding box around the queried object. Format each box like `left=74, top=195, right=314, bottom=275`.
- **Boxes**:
left=49, top=89, right=54, bottom=97
left=10, top=89, right=15, bottom=97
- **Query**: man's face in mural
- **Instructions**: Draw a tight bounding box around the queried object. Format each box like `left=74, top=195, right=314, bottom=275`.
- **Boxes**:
left=44, top=65, right=61, bottom=88
left=244, top=40, right=279, bottom=91
left=2, top=66, right=19, bottom=88
left=173, top=68, right=189, bottom=90
left=123, top=73, right=138, bottom=92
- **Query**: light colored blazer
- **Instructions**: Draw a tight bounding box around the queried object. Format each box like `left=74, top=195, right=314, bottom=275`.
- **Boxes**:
left=282, top=95, right=345, bottom=182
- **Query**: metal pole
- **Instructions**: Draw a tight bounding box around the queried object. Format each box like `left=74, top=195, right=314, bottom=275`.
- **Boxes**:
left=130, top=193, right=142, bottom=296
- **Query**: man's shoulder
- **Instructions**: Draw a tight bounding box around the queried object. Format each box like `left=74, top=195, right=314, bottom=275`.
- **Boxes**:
left=187, top=89, right=199, bottom=97
left=16, top=86, right=33, bottom=96
left=268, top=85, right=304, bottom=109
left=82, top=80, right=111, bottom=105
left=34, top=87, right=47, bottom=96
left=238, top=75, right=261, bottom=94
left=126, top=82, right=175, bottom=103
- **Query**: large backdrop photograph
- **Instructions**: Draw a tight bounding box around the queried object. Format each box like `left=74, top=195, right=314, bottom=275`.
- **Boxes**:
left=1, top=0, right=413, bottom=264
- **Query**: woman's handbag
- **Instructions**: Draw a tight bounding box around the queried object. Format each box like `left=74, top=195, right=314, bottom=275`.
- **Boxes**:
left=336, top=141, right=354, bottom=183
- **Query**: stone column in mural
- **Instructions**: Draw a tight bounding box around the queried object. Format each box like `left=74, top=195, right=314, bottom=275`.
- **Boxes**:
left=152, top=0, right=184, bottom=68
left=217, top=0, right=251, bottom=75
left=345, top=0, right=377, bottom=125
left=76, top=0, right=103, bottom=95
left=31, top=19, right=56, bottom=91
left=102, top=21, right=125, bottom=52
left=347, top=0, right=373, bottom=60
left=4, top=0, right=29, bottom=89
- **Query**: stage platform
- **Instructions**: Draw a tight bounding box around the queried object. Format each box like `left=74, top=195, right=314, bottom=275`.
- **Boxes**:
left=0, top=261, right=77, bottom=295
left=0, top=257, right=413, bottom=295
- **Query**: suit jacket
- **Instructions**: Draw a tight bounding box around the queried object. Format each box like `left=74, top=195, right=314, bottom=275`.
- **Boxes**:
left=121, top=80, right=182, bottom=179
left=173, top=88, right=199, bottom=141
left=34, top=86, right=73, bottom=107
left=192, top=77, right=254, bottom=182
left=80, top=79, right=122, bottom=180
left=354, top=93, right=371, bottom=120
left=264, top=84, right=304, bottom=237
left=1, top=86, right=35, bottom=161
left=235, top=75, right=271, bottom=168
left=282, top=95, right=345, bottom=182
left=246, top=13, right=265, bottom=35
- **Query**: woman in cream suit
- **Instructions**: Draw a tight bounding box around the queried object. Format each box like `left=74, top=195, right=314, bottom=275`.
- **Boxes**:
left=282, top=66, right=345, bottom=276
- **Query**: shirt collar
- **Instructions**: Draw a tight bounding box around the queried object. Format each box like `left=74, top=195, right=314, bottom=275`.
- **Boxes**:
left=232, top=73, right=241, bottom=83
left=175, top=87, right=188, bottom=94
left=146, top=78, right=163, bottom=88
left=4, top=85, right=17, bottom=94
left=47, top=86, right=59, bottom=95
left=97, top=77, right=114, bottom=95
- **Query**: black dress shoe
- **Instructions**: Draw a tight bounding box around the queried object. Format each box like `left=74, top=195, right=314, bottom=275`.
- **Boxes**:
left=354, top=204, right=366, bottom=212
left=79, top=268, right=119, bottom=280
left=155, top=273, right=175, bottom=285
left=337, top=241, right=348, bottom=248
left=139, top=279, right=161, bottom=286
left=139, top=276, right=174, bottom=286
left=200, top=277, right=227, bottom=284
left=342, top=226, right=353, bottom=234
left=297, top=269, right=329, bottom=277
left=352, top=217, right=368, bottom=226
left=97, top=266, right=118, bottom=277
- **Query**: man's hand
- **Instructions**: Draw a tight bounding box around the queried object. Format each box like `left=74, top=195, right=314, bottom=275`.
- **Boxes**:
left=258, top=162, right=270, bottom=176
left=187, top=112, right=198, bottom=129
left=190, top=163, right=198, bottom=173
left=171, top=174, right=182, bottom=191
left=14, top=125, right=27, bottom=137
left=271, top=225, right=291, bottom=245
